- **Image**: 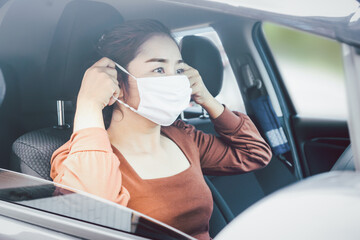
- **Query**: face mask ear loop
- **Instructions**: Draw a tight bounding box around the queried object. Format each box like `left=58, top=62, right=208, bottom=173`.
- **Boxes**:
left=112, top=61, right=138, bottom=112
left=114, top=62, right=137, bottom=80
left=112, top=97, right=138, bottom=112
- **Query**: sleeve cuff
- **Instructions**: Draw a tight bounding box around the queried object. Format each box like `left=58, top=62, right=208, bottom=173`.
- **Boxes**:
left=211, top=105, right=246, bottom=133
left=69, top=127, right=113, bottom=154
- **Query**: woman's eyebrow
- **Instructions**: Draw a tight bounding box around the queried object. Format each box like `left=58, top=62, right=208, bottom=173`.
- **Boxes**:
left=145, top=58, right=184, bottom=64
left=146, top=58, right=167, bottom=63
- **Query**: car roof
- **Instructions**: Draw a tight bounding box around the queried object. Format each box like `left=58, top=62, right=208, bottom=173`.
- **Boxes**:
left=2, top=0, right=358, bottom=45
left=104, top=0, right=360, bottom=46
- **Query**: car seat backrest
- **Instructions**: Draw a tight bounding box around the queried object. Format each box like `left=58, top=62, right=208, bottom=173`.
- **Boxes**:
left=180, top=35, right=224, bottom=134
left=0, top=63, right=22, bottom=169
left=0, top=62, right=22, bottom=169
left=43, top=0, right=123, bottom=102
left=11, top=0, right=124, bottom=179
left=12, top=128, right=72, bottom=180
left=180, top=35, right=223, bottom=98
left=180, top=35, right=232, bottom=237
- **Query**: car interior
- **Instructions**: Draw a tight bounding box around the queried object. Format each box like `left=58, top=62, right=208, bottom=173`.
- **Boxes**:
left=0, top=0, right=354, bottom=238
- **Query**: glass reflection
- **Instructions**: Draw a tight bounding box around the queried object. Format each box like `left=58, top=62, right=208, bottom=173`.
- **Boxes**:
left=0, top=169, right=193, bottom=240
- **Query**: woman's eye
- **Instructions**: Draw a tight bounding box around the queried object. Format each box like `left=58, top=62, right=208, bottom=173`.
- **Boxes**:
left=153, top=67, right=165, bottom=74
left=176, top=68, right=184, bottom=74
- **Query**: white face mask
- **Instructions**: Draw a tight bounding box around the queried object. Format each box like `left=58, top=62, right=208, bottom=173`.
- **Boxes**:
left=113, top=62, right=192, bottom=126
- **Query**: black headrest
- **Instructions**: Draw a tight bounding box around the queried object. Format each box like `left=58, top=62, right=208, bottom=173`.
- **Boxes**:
left=180, top=35, right=223, bottom=97
left=43, top=0, right=123, bottom=101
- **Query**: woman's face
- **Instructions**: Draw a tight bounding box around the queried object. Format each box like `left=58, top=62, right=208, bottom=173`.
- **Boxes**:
left=121, top=35, right=185, bottom=109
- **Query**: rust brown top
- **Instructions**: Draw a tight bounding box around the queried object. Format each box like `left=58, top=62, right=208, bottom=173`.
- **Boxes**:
left=51, top=107, right=272, bottom=239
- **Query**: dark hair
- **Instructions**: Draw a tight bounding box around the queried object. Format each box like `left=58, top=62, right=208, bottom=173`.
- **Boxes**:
left=96, top=19, right=176, bottom=129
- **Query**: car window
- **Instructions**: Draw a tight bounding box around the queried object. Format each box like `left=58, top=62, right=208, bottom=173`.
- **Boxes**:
left=174, top=26, right=246, bottom=113
left=262, top=22, right=347, bottom=119
left=0, top=169, right=193, bottom=240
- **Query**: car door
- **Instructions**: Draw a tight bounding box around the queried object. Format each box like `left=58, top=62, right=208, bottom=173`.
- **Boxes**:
left=0, top=169, right=195, bottom=240
left=256, top=22, right=350, bottom=178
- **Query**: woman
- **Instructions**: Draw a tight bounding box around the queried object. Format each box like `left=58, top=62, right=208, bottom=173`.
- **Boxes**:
left=51, top=19, right=272, bottom=240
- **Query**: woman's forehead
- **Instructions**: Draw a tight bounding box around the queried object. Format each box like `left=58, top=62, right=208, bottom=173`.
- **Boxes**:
left=136, top=35, right=182, bottom=62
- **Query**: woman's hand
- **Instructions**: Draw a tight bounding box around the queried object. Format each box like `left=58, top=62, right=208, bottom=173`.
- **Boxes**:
left=77, top=57, right=120, bottom=110
left=183, top=63, right=224, bottom=119
left=74, top=57, right=120, bottom=132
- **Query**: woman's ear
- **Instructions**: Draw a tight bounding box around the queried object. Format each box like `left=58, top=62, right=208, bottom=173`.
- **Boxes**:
left=118, top=81, right=127, bottom=100
left=118, top=86, right=124, bottom=99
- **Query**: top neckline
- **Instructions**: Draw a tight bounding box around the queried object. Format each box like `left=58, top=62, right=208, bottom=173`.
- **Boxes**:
left=111, top=127, right=193, bottom=182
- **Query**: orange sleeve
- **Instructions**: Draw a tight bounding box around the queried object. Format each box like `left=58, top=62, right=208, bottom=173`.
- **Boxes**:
left=50, top=127, right=130, bottom=206
left=177, top=106, right=272, bottom=175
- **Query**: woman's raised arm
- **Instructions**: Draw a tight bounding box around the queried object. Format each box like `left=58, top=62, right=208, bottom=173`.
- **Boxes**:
left=50, top=127, right=130, bottom=205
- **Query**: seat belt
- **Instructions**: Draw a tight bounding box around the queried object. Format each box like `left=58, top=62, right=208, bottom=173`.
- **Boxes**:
left=241, top=63, right=292, bottom=167
left=249, top=96, right=291, bottom=156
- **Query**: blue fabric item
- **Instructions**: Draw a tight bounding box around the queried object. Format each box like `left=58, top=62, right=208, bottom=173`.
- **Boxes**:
left=249, top=96, right=290, bottom=156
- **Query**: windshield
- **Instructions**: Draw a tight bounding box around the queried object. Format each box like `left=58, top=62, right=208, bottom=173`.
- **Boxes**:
left=0, top=169, right=193, bottom=240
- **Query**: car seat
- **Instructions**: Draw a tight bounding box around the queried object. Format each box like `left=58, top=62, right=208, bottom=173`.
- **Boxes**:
left=11, top=0, right=123, bottom=180
left=180, top=34, right=297, bottom=237
left=181, top=35, right=236, bottom=237
left=180, top=33, right=357, bottom=238
left=180, top=35, right=223, bottom=133
left=0, top=63, right=21, bottom=169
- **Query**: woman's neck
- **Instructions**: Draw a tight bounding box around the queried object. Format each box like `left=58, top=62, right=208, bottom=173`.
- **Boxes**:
left=107, top=106, right=162, bottom=155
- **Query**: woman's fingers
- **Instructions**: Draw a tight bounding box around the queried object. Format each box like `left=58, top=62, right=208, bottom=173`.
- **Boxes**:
left=111, top=77, right=119, bottom=87
left=183, top=64, right=201, bottom=85
left=95, top=66, right=119, bottom=107
left=182, top=63, right=192, bottom=71
left=103, top=67, right=118, bottom=78
left=183, top=63, right=199, bottom=76
left=191, top=82, right=202, bottom=94
left=108, top=84, right=121, bottom=106
left=91, top=66, right=118, bottom=84
left=189, top=75, right=202, bottom=87
left=182, top=63, right=214, bottom=105
left=93, top=57, right=116, bottom=69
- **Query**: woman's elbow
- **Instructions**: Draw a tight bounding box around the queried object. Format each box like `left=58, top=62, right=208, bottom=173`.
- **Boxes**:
left=251, top=143, right=273, bottom=169
left=261, top=148, right=272, bottom=168
left=264, top=142, right=273, bottom=164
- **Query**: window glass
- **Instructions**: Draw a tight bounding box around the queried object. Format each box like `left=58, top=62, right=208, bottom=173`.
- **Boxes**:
left=174, top=27, right=246, bottom=113
left=0, top=169, right=192, bottom=240
left=262, top=22, right=347, bottom=119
